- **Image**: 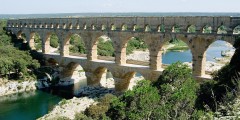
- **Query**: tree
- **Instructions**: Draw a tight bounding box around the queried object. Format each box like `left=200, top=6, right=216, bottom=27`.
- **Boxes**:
left=0, top=46, right=40, bottom=78
left=50, top=34, right=59, bottom=48
left=107, top=80, right=161, bottom=120
left=69, top=34, right=86, bottom=54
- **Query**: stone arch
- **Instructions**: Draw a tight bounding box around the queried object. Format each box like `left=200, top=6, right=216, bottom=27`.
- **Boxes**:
left=114, top=71, right=147, bottom=92
left=172, top=24, right=180, bottom=33
left=28, top=32, right=36, bottom=50
left=127, top=72, right=146, bottom=90
left=44, top=32, right=60, bottom=54
left=17, top=30, right=23, bottom=39
left=187, top=25, right=196, bottom=33
left=111, top=24, right=116, bottom=31
left=69, top=23, right=73, bottom=29
left=50, top=23, right=54, bottom=28
left=83, top=23, right=87, bottom=30
left=133, top=24, right=140, bottom=32
left=34, top=23, right=37, bottom=28
left=44, top=23, right=48, bottom=28
left=63, top=23, right=66, bottom=29
left=56, top=23, right=60, bottom=29
left=15, top=23, right=18, bottom=27
left=60, top=62, right=87, bottom=85
left=29, top=24, right=32, bottom=28
left=145, top=24, right=151, bottom=32
left=64, top=33, right=86, bottom=57
left=204, top=39, right=235, bottom=73
left=75, top=23, right=80, bottom=29
left=202, top=25, right=212, bottom=33
left=86, top=66, right=108, bottom=86
left=233, top=25, right=240, bottom=34
left=17, top=30, right=27, bottom=42
left=124, top=36, right=150, bottom=66
left=38, top=23, right=41, bottom=28
left=93, top=34, right=115, bottom=61
left=24, top=23, right=27, bottom=28
left=121, top=24, right=127, bottom=31
left=31, top=32, right=42, bottom=51
left=101, top=24, right=106, bottom=30
left=217, top=25, right=227, bottom=34
left=158, top=24, right=165, bottom=32
left=159, top=35, right=193, bottom=69
left=91, top=24, right=96, bottom=30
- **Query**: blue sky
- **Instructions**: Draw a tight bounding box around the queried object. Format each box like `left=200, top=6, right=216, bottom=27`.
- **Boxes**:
left=0, top=0, right=239, bottom=14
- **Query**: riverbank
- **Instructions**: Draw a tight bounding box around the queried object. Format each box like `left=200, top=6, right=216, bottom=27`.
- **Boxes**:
left=0, top=78, right=37, bottom=97
left=38, top=75, right=144, bottom=119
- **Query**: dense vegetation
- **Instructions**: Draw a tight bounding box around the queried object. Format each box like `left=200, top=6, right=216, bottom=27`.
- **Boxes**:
left=0, top=20, right=40, bottom=80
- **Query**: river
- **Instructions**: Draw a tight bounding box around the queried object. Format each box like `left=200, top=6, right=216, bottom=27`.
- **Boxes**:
left=163, top=40, right=235, bottom=64
left=0, top=40, right=235, bottom=120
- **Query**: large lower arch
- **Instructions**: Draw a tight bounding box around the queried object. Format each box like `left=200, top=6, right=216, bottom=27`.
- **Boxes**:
left=86, top=66, right=109, bottom=86
left=60, top=62, right=87, bottom=86
left=113, top=71, right=146, bottom=92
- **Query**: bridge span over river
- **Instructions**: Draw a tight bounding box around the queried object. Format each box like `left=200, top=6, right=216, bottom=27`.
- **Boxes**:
left=6, top=16, right=240, bottom=91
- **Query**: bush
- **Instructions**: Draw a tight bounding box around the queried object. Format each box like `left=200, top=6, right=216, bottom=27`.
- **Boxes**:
left=126, top=37, right=148, bottom=55
left=74, top=113, right=92, bottom=120
left=153, top=62, right=198, bottom=119
left=69, top=35, right=86, bottom=54
left=85, top=94, right=116, bottom=119
left=107, top=80, right=161, bottom=120
left=97, top=39, right=114, bottom=56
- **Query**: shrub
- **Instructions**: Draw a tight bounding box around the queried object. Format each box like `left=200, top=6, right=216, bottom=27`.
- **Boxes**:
left=97, top=39, right=114, bottom=56
left=107, top=80, right=161, bottom=120
left=153, top=62, right=198, bottom=119
left=50, top=34, right=59, bottom=48
left=74, top=113, right=92, bottom=120
left=85, top=94, right=116, bottom=119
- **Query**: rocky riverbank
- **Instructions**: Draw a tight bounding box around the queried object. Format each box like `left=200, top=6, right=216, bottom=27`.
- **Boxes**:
left=0, top=79, right=37, bottom=97
left=38, top=75, right=144, bottom=120
left=38, top=97, right=95, bottom=120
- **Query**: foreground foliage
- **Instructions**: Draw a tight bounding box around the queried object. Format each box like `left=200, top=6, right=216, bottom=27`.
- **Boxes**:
left=0, top=20, right=40, bottom=79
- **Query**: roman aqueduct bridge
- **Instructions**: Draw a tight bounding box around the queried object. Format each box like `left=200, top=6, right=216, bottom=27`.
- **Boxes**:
left=5, top=16, right=240, bottom=91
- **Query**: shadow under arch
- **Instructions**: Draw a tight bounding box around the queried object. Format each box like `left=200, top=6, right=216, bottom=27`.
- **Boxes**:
left=114, top=71, right=148, bottom=92
left=46, top=58, right=59, bottom=66
left=60, top=62, right=87, bottom=86
left=88, top=66, right=116, bottom=89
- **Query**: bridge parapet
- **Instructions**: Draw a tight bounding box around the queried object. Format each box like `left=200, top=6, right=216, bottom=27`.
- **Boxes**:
left=6, top=16, right=240, bottom=34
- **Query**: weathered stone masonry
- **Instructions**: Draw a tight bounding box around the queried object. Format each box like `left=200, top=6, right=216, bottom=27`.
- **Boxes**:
left=5, top=16, right=240, bottom=91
